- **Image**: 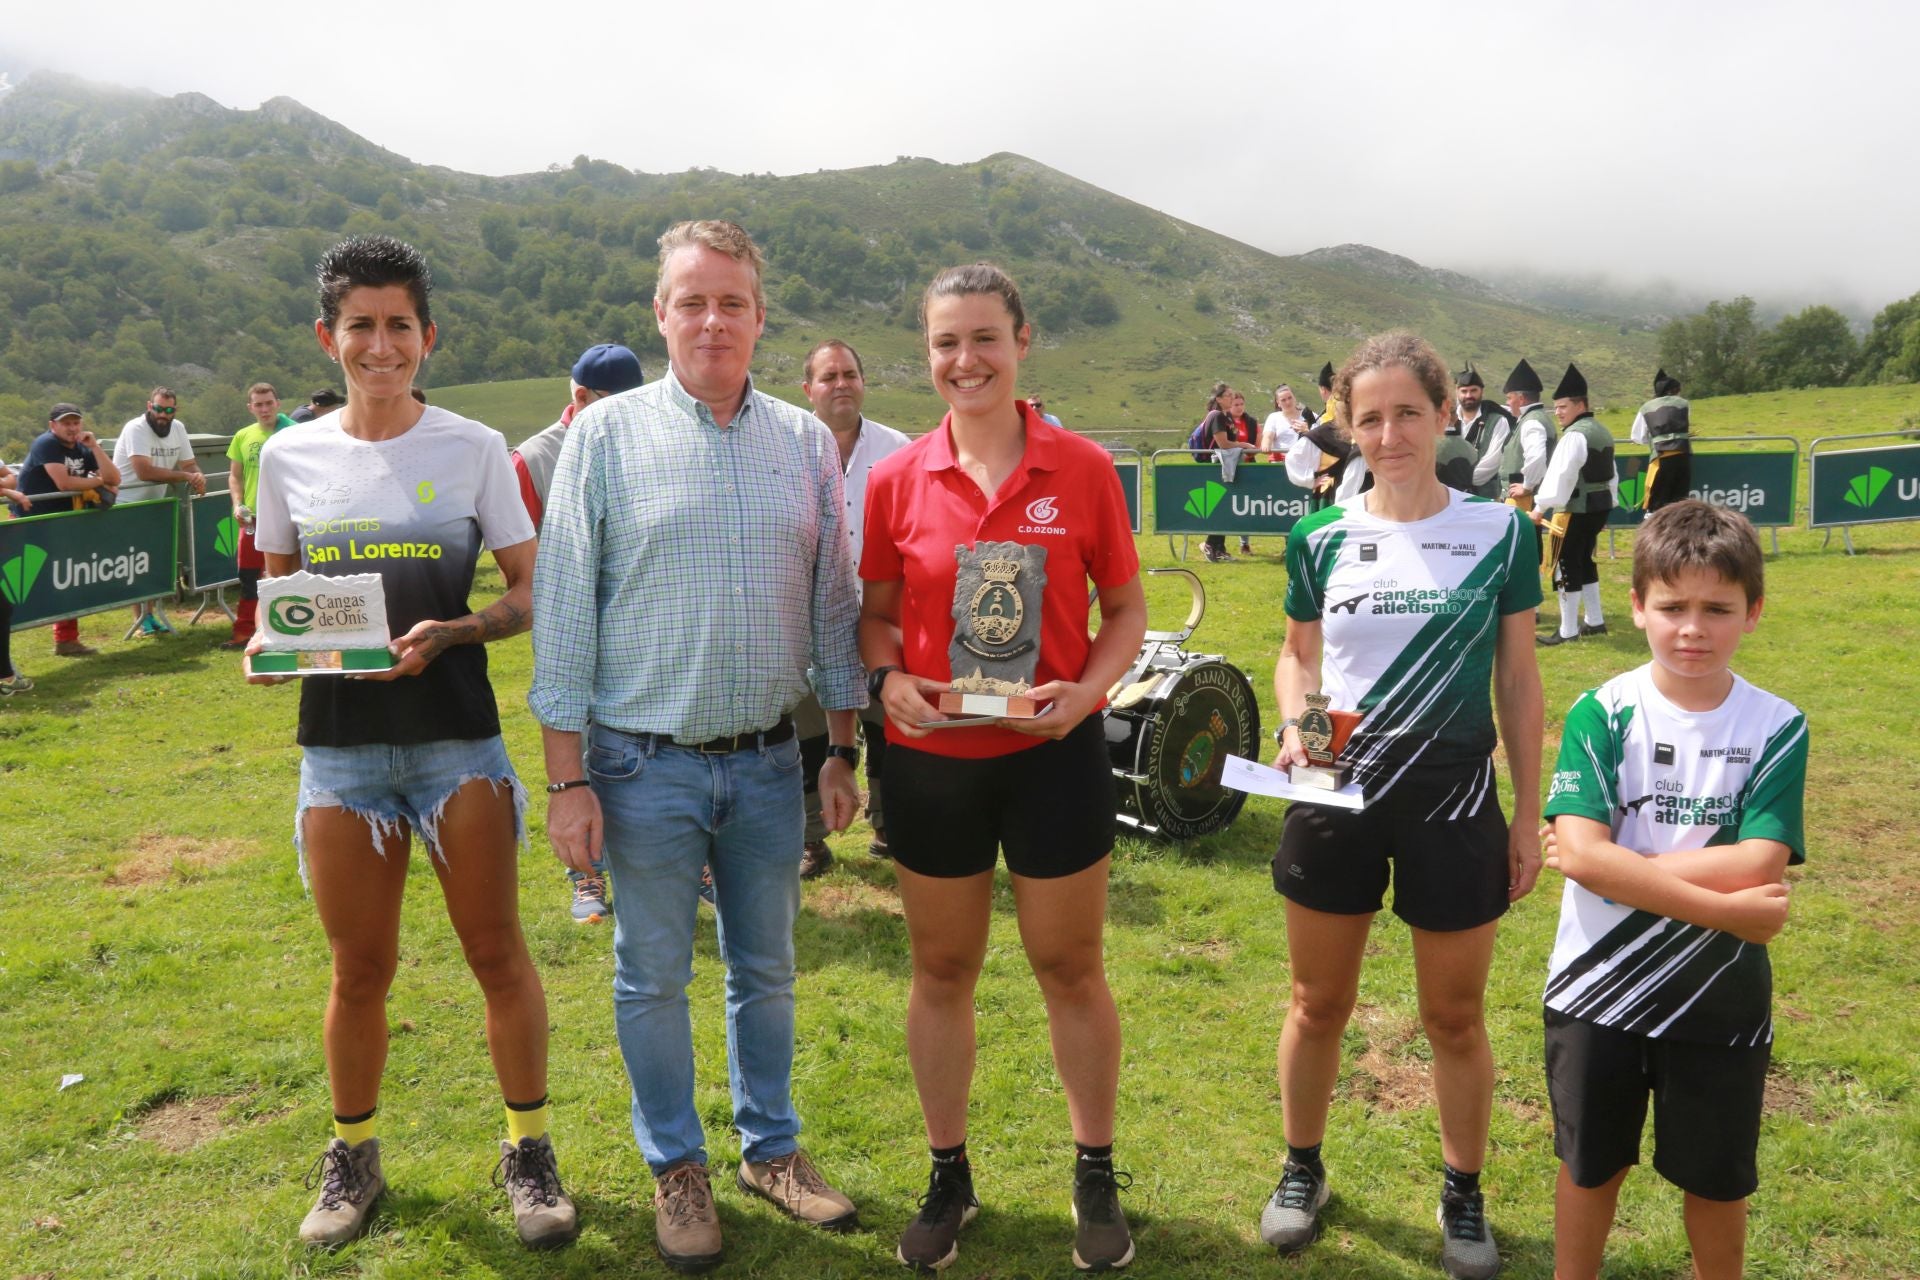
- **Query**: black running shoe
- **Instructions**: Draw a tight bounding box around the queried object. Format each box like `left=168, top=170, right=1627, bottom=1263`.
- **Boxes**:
left=897, top=1161, right=979, bottom=1272
left=1071, top=1164, right=1134, bottom=1271
left=1259, top=1159, right=1328, bottom=1254
left=1437, top=1186, right=1501, bottom=1279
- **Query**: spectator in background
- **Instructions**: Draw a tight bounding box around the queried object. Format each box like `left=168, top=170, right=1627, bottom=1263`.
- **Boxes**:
left=513, top=343, right=645, bottom=532
left=1631, top=369, right=1692, bottom=511
left=512, top=341, right=645, bottom=925
left=114, top=386, right=205, bottom=636
left=1196, top=385, right=1239, bottom=563
left=221, top=382, right=296, bottom=651
left=1262, top=384, right=1311, bottom=461
left=1454, top=367, right=1514, bottom=499
left=289, top=387, right=345, bottom=424
left=1533, top=363, right=1619, bottom=647
left=795, top=337, right=911, bottom=875
left=0, top=459, right=33, bottom=693
left=19, top=403, right=121, bottom=657
left=1028, top=394, right=1064, bottom=428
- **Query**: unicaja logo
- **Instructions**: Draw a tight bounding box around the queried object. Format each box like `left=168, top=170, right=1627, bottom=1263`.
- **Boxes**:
left=1025, top=496, right=1059, bottom=524
left=1843, top=466, right=1892, bottom=509
left=213, top=516, right=239, bottom=558
left=267, top=596, right=317, bottom=636
left=1619, top=473, right=1646, bottom=506
left=1185, top=481, right=1227, bottom=519
left=0, top=544, right=47, bottom=604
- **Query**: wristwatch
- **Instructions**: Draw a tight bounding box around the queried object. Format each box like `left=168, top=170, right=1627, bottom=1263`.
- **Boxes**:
left=1273, top=717, right=1300, bottom=743
left=866, top=665, right=900, bottom=700
left=825, top=744, right=859, bottom=768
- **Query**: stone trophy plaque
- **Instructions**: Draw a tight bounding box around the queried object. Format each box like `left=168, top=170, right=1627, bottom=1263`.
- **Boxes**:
left=937, top=541, right=1049, bottom=719
left=1289, top=692, right=1361, bottom=790
left=247, top=570, right=395, bottom=676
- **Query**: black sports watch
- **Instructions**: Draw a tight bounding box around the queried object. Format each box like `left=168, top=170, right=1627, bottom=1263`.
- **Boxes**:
left=824, top=744, right=859, bottom=768
left=866, top=665, right=900, bottom=700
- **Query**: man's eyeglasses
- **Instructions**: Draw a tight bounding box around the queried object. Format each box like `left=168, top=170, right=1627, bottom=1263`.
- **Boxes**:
left=151, top=405, right=176, bottom=414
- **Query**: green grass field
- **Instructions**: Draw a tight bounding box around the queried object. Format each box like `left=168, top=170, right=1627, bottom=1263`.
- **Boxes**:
left=3, top=388, right=1918, bottom=1278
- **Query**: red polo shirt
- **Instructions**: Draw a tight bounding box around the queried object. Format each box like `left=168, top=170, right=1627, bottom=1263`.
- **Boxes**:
left=861, top=404, right=1140, bottom=759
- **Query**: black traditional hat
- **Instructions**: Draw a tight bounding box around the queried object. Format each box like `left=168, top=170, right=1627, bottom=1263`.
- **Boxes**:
left=1654, top=368, right=1681, bottom=397
left=1456, top=365, right=1484, bottom=389
left=1317, top=362, right=1336, bottom=390
left=1503, top=358, right=1542, bottom=397
left=1553, top=363, right=1589, bottom=401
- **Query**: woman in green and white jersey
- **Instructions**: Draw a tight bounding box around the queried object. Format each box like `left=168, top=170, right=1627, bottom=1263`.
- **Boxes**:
left=1257, top=332, right=1545, bottom=1279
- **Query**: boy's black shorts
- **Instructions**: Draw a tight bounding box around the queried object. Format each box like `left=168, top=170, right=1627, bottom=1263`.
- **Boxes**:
left=1272, top=756, right=1510, bottom=932
left=1544, top=1006, right=1770, bottom=1202
left=883, top=716, right=1114, bottom=880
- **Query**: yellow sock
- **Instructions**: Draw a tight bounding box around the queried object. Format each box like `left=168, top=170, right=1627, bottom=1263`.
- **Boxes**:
left=334, top=1108, right=377, bottom=1145
left=504, top=1097, right=549, bottom=1144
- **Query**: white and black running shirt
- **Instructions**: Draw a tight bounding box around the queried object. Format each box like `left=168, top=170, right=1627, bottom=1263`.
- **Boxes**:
left=1283, top=490, right=1541, bottom=794
left=1543, top=665, right=1808, bottom=1045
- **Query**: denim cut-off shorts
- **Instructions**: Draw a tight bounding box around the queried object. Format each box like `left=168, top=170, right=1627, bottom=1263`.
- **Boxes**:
left=294, top=736, right=526, bottom=887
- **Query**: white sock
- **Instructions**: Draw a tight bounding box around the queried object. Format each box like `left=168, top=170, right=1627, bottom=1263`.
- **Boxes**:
left=1581, top=583, right=1604, bottom=626
left=1559, top=593, right=1580, bottom=639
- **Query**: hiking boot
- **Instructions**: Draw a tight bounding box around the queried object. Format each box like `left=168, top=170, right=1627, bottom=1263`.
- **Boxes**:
left=1438, top=1187, right=1501, bottom=1279
left=299, top=1137, right=384, bottom=1247
left=1579, top=621, right=1609, bottom=637
left=1259, top=1159, right=1328, bottom=1254
left=800, top=840, right=834, bottom=880
left=494, top=1135, right=578, bottom=1248
left=54, top=640, right=97, bottom=658
left=0, top=673, right=32, bottom=695
left=1071, top=1163, right=1135, bottom=1271
left=737, top=1148, right=857, bottom=1230
left=569, top=872, right=611, bottom=924
left=654, top=1161, right=722, bottom=1271
left=869, top=828, right=891, bottom=859
left=897, top=1160, right=979, bottom=1272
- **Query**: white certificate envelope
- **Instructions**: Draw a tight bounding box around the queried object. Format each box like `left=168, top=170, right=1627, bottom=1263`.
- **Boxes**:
left=1221, top=754, right=1369, bottom=811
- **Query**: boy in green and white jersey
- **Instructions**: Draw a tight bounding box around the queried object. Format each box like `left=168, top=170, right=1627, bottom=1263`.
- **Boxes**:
left=1542, top=499, right=1806, bottom=1280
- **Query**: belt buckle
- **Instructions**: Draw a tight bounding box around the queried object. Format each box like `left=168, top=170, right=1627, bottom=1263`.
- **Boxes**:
left=697, top=736, right=734, bottom=755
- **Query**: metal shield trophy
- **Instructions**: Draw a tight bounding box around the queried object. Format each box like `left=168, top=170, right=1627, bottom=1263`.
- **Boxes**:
left=1289, top=691, right=1361, bottom=790
left=939, top=540, right=1048, bottom=718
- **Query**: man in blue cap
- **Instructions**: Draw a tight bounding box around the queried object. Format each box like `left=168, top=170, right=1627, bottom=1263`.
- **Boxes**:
left=515, top=342, right=645, bottom=925
left=513, top=343, right=645, bottom=529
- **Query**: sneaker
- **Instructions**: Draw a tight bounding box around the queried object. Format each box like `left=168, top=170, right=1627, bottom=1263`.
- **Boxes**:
left=1535, top=631, right=1578, bottom=648
left=1437, top=1187, right=1501, bottom=1279
left=149, top=613, right=175, bottom=634
left=299, top=1136, right=384, bottom=1247
left=53, top=640, right=98, bottom=658
left=800, top=840, right=834, bottom=880
left=1070, top=1164, right=1135, bottom=1271
left=736, top=1148, right=857, bottom=1230
left=138, top=614, right=165, bottom=637
left=897, top=1160, right=979, bottom=1272
left=569, top=872, right=611, bottom=924
left=1259, top=1159, right=1329, bottom=1254
left=869, top=828, right=891, bottom=859
left=494, top=1135, right=578, bottom=1248
left=0, top=673, right=32, bottom=695
left=1239, top=539, right=1254, bottom=555
left=654, top=1161, right=723, bottom=1271
left=1579, top=621, right=1608, bottom=637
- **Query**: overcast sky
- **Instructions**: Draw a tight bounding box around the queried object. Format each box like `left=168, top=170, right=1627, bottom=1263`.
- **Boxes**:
left=4, top=0, right=1913, bottom=312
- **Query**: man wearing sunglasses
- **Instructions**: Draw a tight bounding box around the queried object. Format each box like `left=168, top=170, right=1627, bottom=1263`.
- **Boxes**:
left=113, top=387, right=204, bottom=635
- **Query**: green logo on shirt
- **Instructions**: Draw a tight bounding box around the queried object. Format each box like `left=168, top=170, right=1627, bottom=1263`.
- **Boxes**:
left=267, top=596, right=317, bottom=636
left=0, top=544, right=47, bottom=604
left=214, top=517, right=239, bottom=558
left=1843, top=466, right=1892, bottom=509
left=1184, top=480, right=1227, bottom=519
left=416, top=480, right=437, bottom=504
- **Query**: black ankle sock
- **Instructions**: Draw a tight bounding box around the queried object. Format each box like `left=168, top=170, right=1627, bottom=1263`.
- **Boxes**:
left=1075, top=1142, right=1114, bottom=1171
left=1287, top=1142, right=1324, bottom=1176
left=931, top=1141, right=968, bottom=1168
left=1443, top=1163, right=1481, bottom=1197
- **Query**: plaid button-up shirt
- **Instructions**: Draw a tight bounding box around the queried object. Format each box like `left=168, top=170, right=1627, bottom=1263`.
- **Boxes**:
left=527, top=369, right=865, bottom=738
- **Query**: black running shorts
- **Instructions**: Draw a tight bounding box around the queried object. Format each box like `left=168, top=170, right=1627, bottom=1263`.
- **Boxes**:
left=1271, top=757, right=1511, bottom=932
left=1544, top=1007, right=1769, bottom=1202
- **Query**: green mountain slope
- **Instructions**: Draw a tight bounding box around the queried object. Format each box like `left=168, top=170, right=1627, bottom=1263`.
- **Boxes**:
left=0, top=71, right=1657, bottom=456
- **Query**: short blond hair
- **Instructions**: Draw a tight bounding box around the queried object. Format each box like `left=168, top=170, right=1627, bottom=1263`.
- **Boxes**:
left=247, top=382, right=278, bottom=399
left=656, top=220, right=765, bottom=307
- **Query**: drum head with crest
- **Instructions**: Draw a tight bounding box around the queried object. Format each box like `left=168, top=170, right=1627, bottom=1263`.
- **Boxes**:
left=1109, top=655, right=1260, bottom=840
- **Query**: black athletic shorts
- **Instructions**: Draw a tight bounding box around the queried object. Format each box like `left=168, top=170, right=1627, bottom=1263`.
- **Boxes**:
left=883, top=715, right=1114, bottom=879
left=1544, top=1006, right=1769, bottom=1202
left=1271, top=756, right=1510, bottom=932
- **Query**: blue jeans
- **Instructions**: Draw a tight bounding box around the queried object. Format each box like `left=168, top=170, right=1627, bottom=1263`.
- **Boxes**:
left=587, top=722, right=806, bottom=1173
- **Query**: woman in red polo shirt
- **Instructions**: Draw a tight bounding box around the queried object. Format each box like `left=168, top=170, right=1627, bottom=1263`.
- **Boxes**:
left=859, top=263, right=1147, bottom=1274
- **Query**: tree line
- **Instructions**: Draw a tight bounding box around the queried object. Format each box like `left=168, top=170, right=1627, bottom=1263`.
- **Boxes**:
left=1656, top=293, right=1920, bottom=397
